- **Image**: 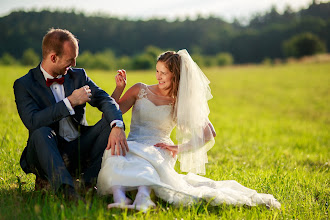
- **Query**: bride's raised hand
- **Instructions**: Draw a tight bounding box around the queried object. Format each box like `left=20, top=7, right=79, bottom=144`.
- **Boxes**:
left=115, top=69, right=127, bottom=89
left=111, top=69, right=127, bottom=103
left=154, top=143, right=178, bottom=158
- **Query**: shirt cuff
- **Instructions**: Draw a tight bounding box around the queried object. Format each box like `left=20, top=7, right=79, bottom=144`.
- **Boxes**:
left=63, top=98, right=75, bottom=115
left=110, top=120, right=123, bottom=128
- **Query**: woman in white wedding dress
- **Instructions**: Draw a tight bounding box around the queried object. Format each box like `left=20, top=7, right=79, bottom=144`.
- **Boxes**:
left=97, top=50, right=281, bottom=211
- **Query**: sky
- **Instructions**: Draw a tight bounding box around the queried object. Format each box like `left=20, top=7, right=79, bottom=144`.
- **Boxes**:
left=0, top=0, right=328, bottom=22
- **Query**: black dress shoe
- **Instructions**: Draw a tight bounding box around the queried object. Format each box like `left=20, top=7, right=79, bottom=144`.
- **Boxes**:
left=75, top=181, right=97, bottom=196
left=58, top=184, right=84, bottom=203
left=35, top=176, right=51, bottom=191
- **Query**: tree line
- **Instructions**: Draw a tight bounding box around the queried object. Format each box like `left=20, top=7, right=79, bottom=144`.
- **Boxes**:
left=0, top=1, right=329, bottom=69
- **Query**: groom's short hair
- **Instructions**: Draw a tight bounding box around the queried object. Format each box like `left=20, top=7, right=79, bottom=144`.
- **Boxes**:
left=42, top=28, right=79, bottom=59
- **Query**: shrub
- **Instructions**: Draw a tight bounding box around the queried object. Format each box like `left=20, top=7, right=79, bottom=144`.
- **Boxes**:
left=191, top=53, right=206, bottom=67
left=262, top=57, right=273, bottom=65
left=283, top=32, right=326, bottom=58
left=131, top=54, right=154, bottom=70
left=144, top=46, right=162, bottom=60
left=0, top=53, right=17, bottom=65
left=117, top=56, right=132, bottom=70
left=21, top=48, right=40, bottom=66
left=76, top=50, right=93, bottom=68
left=216, top=52, right=234, bottom=66
left=77, top=49, right=117, bottom=70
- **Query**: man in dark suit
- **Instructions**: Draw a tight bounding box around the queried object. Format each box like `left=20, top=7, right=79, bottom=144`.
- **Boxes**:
left=13, top=28, right=128, bottom=200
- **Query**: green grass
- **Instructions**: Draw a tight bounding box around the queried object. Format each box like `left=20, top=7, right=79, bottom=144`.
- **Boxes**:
left=0, top=62, right=329, bottom=219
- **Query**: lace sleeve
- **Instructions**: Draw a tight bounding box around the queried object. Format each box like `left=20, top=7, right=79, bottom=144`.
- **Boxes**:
left=137, top=84, right=148, bottom=100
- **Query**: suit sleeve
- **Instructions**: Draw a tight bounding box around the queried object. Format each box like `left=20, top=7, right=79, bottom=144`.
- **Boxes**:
left=13, top=79, right=71, bottom=132
left=82, top=70, right=123, bottom=124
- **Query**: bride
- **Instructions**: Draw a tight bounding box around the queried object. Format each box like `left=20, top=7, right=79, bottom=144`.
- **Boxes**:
left=97, top=49, right=281, bottom=211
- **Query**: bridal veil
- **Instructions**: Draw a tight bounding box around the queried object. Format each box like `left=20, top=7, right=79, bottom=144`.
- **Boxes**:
left=175, top=49, right=215, bottom=175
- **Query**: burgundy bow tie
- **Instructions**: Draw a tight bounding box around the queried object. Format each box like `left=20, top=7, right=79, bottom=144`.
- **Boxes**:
left=46, top=77, right=65, bottom=87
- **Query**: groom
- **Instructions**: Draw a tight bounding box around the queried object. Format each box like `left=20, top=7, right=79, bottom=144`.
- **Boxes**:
left=13, top=28, right=128, bottom=200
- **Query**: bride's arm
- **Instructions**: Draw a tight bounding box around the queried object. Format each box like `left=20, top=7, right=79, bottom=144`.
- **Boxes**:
left=110, top=70, right=141, bottom=114
left=115, top=83, right=142, bottom=114
left=204, top=121, right=216, bottom=140
left=179, top=122, right=216, bottom=151
left=155, top=122, right=216, bottom=157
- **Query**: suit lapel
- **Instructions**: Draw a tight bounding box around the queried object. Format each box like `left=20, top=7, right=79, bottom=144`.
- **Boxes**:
left=32, top=64, right=56, bottom=106
left=64, top=71, right=74, bottom=97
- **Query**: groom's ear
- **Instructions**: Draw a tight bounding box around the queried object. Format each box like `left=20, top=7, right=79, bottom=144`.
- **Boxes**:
left=50, top=53, right=57, bottom=63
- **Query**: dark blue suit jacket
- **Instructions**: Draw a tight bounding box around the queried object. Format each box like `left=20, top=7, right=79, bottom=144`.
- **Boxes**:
left=14, top=64, right=123, bottom=173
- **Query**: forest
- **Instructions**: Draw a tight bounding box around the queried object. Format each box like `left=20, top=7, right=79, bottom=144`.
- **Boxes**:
left=0, top=1, right=329, bottom=69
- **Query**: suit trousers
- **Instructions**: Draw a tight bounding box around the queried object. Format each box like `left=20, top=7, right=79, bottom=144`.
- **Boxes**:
left=25, top=117, right=111, bottom=191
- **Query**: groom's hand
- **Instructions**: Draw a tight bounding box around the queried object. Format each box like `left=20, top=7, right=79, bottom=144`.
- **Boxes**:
left=68, top=85, right=92, bottom=107
left=107, top=127, right=129, bottom=156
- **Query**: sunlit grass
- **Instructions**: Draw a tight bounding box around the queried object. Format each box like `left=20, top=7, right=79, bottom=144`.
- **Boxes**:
left=0, top=62, right=329, bottom=219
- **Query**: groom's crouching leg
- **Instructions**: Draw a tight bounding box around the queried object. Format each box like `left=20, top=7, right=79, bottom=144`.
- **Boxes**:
left=27, top=127, right=75, bottom=193
left=80, top=118, right=111, bottom=192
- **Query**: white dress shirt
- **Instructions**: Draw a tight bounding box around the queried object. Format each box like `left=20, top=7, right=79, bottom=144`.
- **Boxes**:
left=40, top=65, right=80, bottom=141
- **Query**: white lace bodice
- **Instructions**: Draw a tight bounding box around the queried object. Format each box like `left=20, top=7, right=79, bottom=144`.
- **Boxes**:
left=127, top=84, right=176, bottom=145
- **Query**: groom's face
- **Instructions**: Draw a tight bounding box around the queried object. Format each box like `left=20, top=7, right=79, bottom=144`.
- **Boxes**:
left=54, top=41, right=78, bottom=77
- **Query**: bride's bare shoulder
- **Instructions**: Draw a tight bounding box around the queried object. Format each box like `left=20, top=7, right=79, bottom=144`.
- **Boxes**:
left=134, top=83, right=158, bottom=91
left=146, top=84, right=159, bottom=92
left=126, top=83, right=147, bottom=97
left=129, top=82, right=144, bottom=89
left=127, top=83, right=158, bottom=97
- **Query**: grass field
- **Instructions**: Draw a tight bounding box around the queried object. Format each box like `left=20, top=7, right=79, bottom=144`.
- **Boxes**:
left=0, top=62, right=329, bottom=219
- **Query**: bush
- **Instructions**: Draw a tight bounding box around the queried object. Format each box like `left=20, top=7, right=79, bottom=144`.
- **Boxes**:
left=216, top=52, right=234, bottom=66
left=144, top=46, right=162, bottom=61
left=77, top=49, right=117, bottom=70
left=283, top=32, right=327, bottom=58
left=262, top=57, right=273, bottom=65
left=191, top=53, right=206, bottom=67
left=203, top=56, right=217, bottom=67
left=0, top=53, right=17, bottom=65
left=73, top=46, right=236, bottom=70
left=117, top=56, right=132, bottom=70
left=76, top=50, right=94, bottom=68
left=131, top=54, right=155, bottom=70
left=93, top=50, right=116, bottom=70
left=21, top=48, right=40, bottom=66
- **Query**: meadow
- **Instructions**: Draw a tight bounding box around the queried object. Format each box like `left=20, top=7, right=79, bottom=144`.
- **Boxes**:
left=0, top=62, right=329, bottom=219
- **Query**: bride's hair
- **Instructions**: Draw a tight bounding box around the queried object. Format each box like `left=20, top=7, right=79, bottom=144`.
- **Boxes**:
left=157, top=51, right=181, bottom=100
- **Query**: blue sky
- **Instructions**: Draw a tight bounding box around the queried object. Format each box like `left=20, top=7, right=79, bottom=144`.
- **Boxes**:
left=0, top=0, right=328, bottom=22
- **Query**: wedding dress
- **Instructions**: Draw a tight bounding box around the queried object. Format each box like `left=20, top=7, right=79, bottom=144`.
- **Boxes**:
left=97, top=84, right=281, bottom=209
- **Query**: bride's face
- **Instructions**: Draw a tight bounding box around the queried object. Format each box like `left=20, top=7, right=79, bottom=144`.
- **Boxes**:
left=156, top=61, right=173, bottom=91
